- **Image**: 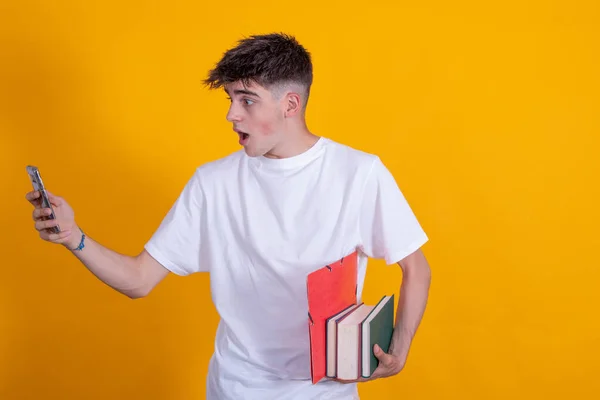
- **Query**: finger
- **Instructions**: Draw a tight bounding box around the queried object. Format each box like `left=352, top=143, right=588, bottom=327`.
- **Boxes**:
left=25, top=190, right=41, bottom=206
left=332, top=377, right=368, bottom=384
left=40, top=229, right=71, bottom=243
left=367, top=362, right=396, bottom=380
left=369, top=373, right=380, bottom=380
left=35, top=218, right=59, bottom=232
left=367, top=368, right=385, bottom=380
left=32, top=207, right=53, bottom=221
left=373, top=344, right=395, bottom=366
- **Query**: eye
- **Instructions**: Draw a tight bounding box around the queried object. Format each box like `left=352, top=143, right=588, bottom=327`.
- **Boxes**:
left=243, top=98, right=254, bottom=106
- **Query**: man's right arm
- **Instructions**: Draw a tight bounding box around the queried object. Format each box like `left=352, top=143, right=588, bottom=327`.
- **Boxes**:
left=27, top=190, right=170, bottom=299
left=67, top=229, right=170, bottom=299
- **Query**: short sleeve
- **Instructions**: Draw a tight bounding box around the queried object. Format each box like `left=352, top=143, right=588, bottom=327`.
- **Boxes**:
left=144, top=170, right=206, bottom=275
left=358, top=157, right=429, bottom=265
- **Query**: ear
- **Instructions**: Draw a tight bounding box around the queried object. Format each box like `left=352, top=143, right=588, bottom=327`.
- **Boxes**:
left=283, top=92, right=303, bottom=118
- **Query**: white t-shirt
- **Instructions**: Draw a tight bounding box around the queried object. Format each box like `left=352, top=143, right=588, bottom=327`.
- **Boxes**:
left=144, top=137, right=428, bottom=400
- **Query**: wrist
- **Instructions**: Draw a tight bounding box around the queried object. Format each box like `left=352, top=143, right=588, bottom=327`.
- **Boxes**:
left=65, top=226, right=84, bottom=251
left=390, top=332, right=412, bottom=359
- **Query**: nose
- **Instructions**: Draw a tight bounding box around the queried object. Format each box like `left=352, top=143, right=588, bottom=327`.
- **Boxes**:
left=226, top=103, right=242, bottom=123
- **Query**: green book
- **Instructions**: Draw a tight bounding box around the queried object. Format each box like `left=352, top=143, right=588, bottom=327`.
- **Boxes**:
left=360, top=294, right=395, bottom=378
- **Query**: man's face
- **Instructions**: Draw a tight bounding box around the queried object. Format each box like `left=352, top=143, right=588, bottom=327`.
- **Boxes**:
left=224, top=80, right=285, bottom=158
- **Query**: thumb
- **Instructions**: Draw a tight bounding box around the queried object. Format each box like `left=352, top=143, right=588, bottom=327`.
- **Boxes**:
left=374, top=344, right=393, bottom=365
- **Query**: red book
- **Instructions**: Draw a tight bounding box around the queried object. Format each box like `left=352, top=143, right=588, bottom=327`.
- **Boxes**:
left=306, top=251, right=358, bottom=384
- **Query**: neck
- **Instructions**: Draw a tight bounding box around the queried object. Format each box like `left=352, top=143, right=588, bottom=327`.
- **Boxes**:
left=263, top=121, right=320, bottom=159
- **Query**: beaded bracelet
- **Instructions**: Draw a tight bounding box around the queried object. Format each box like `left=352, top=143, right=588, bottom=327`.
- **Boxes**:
left=73, top=230, right=86, bottom=251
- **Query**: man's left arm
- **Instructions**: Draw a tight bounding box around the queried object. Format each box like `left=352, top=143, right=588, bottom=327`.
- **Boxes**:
left=336, top=156, right=432, bottom=383
left=335, top=248, right=431, bottom=383
left=383, top=248, right=431, bottom=376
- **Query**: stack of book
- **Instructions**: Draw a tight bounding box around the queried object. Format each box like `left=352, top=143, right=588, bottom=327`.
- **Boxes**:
left=306, top=250, right=395, bottom=383
left=325, top=294, right=395, bottom=380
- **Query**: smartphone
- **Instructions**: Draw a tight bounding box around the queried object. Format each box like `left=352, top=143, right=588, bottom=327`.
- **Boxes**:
left=26, top=165, right=61, bottom=234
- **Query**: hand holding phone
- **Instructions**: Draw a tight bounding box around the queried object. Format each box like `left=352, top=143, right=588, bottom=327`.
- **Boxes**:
left=25, top=165, right=81, bottom=249
left=26, top=165, right=61, bottom=234
left=26, top=166, right=81, bottom=248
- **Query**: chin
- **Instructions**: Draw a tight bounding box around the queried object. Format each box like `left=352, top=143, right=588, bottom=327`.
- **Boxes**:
left=243, top=146, right=263, bottom=157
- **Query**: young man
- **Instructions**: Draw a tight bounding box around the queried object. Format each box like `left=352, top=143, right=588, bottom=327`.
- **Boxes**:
left=26, top=33, right=431, bottom=400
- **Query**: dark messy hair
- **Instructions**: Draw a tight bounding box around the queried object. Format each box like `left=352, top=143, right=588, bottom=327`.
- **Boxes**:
left=204, top=33, right=313, bottom=105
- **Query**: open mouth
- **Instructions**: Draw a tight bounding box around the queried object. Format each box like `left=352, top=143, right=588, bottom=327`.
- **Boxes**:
left=237, top=130, right=250, bottom=145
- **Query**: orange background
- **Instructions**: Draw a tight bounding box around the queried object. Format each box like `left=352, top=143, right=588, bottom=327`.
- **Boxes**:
left=1, top=1, right=599, bottom=399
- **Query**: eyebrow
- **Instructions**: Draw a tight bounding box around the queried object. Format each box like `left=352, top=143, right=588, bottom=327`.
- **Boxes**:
left=224, top=88, right=260, bottom=97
